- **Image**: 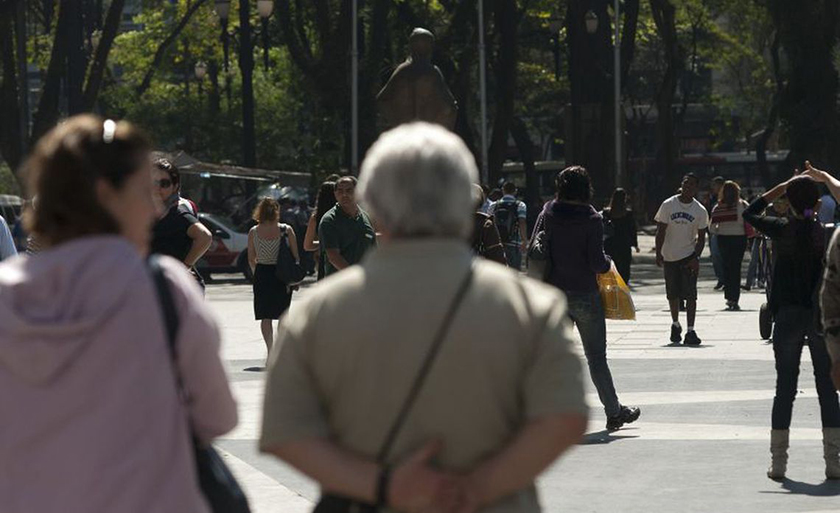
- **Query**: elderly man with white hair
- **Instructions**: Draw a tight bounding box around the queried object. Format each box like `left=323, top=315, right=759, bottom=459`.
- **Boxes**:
left=260, top=122, right=588, bottom=513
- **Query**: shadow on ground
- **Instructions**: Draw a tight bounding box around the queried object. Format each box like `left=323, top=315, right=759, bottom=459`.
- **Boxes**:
left=580, top=429, right=640, bottom=445
left=759, top=478, right=840, bottom=497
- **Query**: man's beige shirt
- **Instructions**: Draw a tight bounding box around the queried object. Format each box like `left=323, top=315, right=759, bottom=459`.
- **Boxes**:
left=260, top=239, right=587, bottom=512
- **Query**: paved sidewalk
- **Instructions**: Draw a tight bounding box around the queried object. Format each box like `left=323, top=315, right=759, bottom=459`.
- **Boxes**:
left=206, top=235, right=840, bottom=513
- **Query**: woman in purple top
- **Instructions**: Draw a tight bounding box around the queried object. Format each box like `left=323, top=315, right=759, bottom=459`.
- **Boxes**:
left=0, top=115, right=237, bottom=513
left=533, top=166, right=640, bottom=431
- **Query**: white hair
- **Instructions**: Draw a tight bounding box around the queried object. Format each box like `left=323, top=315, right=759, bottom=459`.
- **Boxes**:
left=358, top=122, right=478, bottom=238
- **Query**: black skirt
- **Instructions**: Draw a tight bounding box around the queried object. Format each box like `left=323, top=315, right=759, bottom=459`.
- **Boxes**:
left=253, top=264, right=292, bottom=320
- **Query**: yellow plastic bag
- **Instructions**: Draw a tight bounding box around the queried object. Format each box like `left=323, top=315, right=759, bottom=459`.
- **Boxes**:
left=596, top=263, right=636, bottom=320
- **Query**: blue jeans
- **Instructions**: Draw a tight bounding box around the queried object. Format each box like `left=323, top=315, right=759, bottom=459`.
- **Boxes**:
left=771, top=306, right=840, bottom=430
left=565, top=290, right=621, bottom=417
left=745, top=239, right=761, bottom=288
left=710, top=234, right=723, bottom=284
left=504, top=244, right=522, bottom=271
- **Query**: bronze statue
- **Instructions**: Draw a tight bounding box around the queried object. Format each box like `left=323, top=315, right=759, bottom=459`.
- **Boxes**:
left=376, top=28, right=458, bottom=130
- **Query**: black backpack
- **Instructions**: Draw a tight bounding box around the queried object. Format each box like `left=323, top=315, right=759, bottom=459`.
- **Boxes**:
left=494, top=201, right=519, bottom=243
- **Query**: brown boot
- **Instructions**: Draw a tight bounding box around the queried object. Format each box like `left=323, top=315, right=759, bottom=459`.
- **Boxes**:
left=767, top=429, right=789, bottom=480
left=823, top=428, right=840, bottom=479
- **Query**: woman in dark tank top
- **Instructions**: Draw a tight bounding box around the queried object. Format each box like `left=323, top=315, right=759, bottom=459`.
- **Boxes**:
left=601, top=188, right=639, bottom=283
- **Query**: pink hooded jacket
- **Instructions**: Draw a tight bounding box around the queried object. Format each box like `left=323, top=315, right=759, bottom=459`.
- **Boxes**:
left=0, top=236, right=237, bottom=513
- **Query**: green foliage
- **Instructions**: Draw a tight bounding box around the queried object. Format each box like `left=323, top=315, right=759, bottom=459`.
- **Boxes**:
left=23, top=0, right=822, bottom=178
left=494, top=2, right=568, bottom=154
left=99, top=0, right=344, bottom=174
left=621, top=0, right=778, bottom=152
left=702, top=0, right=776, bottom=148
left=625, top=2, right=666, bottom=106
left=0, top=163, right=22, bottom=196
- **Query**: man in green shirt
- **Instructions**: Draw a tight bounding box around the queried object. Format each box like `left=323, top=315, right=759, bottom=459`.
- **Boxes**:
left=319, top=176, right=377, bottom=276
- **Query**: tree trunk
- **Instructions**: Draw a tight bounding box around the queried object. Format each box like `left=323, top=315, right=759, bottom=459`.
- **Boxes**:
left=487, top=0, right=518, bottom=186
left=358, top=0, right=391, bottom=160
left=620, top=0, right=640, bottom=86
left=510, top=116, right=540, bottom=234
left=82, top=0, right=125, bottom=110
left=65, top=0, right=86, bottom=114
left=452, top=48, right=477, bottom=159
left=771, top=0, right=840, bottom=175
left=30, top=3, right=69, bottom=143
left=0, top=6, right=22, bottom=173
left=566, top=0, right=612, bottom=196
left=649, top=0, right=681, bottom=200
left=239, top=0, right=256, bottom=168
left=433, top=1, right=479, bottom=161
left=276, top=0, right=351, bottom=109
left=15, top=0, right=27, bottom=155
left=756, top=29, right=781, bottom=185
left=618, top=0, right=640, bottom=193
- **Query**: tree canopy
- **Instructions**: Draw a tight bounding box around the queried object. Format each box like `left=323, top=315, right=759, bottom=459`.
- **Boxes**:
left=0, top=0, right=838, bottom=203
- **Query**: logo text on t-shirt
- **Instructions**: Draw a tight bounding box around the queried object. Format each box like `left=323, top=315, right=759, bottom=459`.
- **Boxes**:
left=671, top=211, right=696, bottom=223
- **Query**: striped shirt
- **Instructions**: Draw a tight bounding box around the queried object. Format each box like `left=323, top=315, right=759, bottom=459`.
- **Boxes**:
left=710, top=201, right=747, bottom=236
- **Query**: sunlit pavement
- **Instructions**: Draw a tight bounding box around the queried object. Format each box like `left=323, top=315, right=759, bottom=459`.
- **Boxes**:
left=207, top=235, right=840, bottom=513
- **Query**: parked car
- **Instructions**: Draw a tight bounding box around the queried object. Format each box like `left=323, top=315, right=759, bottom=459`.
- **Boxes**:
left=0, top=195, right=23, bottom=225
left=0, top=195, right=25, bottom=250
left=228, top=183, right=311, bottom=226
left=195, top=213, right=252, bottom=281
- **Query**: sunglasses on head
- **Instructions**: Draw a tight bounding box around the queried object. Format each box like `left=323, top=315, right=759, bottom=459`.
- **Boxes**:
left=155, top=179, right=174, bottom=188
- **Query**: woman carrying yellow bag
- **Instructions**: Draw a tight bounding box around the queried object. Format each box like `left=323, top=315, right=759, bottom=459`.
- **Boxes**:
left=531, top=165, right=640, bottom=431
left=597, top=261, right=637, bottom=320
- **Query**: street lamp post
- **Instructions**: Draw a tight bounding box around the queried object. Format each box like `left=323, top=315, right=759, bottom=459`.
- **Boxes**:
left=214, top=0, right=230, bottom=71
left=195, top=61, right=207, bottom=96
left=585, top=10, right=599, bottom=34
left=194, top=61, right=208, bottom=80
left=238, top=0, right=257, bottom=168
left=214, top=0, right=273, bottom=169
left=257, top=0, right=274, bottom=71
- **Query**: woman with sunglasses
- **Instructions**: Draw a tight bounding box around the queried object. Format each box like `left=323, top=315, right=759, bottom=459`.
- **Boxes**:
left=151, top=159, right=212, bottom=289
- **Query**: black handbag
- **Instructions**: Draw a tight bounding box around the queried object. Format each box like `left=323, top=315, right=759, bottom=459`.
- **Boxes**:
left=275, top=227, right=306, bottom=285
left=527, top=212, right=553, bottom=282
left=313, top=267, right=475, bottom=513
left=148, top=256, right=251, bottom=513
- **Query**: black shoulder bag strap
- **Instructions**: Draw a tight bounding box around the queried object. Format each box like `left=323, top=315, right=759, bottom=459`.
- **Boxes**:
left=147, top=255, right=251, bottom=513
left=375, top=265, right=474, bottom=463
left=149, top=256, right=181, bottom=364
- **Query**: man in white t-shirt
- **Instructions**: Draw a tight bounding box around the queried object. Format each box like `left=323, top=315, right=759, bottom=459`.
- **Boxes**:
left=655, top=173, right=709, bottom=346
